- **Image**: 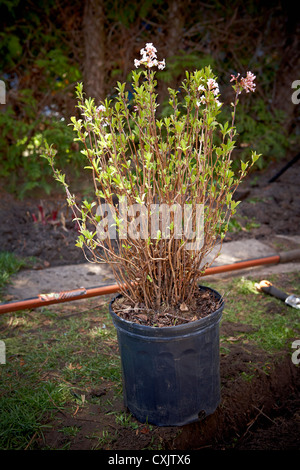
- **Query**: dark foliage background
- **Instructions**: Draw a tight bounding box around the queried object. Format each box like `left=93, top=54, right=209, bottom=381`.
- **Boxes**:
left=1, top=0, right=299, bottom=197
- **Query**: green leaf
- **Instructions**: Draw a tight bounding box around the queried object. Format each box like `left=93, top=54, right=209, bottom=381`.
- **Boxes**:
left=7, top=35, right=22, bottom=58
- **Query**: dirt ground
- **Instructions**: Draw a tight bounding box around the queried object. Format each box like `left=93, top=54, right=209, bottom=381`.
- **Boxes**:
left=0, top=153, right=300, bottom=451
left=0, top=153, right=300, bottom=268
left=33, top=313, right=299, bottom=451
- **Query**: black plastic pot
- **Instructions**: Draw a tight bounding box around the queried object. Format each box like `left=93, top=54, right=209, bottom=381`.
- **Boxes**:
left=109, top=286, right=224, bottom=427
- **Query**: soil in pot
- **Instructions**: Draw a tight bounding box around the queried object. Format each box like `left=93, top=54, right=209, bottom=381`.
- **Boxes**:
left=111, top=286, right=222, bottom=327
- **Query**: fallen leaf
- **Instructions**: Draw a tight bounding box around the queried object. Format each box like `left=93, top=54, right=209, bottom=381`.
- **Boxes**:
left=140, top=426, right=149, bottom=434
left=137, top=314, right=148, bottom=322
left=226, top=335, right=243, bottom=342
left=180, top=302, right=189, bottom=311
left=67, top=363, right=82, bottom=370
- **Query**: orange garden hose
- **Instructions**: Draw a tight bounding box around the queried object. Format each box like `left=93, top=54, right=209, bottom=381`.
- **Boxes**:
left=0, top=249, right=299, bottom=315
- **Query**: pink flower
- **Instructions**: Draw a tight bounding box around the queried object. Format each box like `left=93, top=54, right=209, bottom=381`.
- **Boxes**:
left=231, top=71, right=256, bottom=94
left=96, top=105, right=106, bottom=113
left=134, top=43, right=165, bottom=70
left=207, top=78, right=220, bottom=96
left=199, top=96, right=206, bottom=105
left=240, top=71, right=256, bottom=93
left=144, top=43, right=157, bottom=58
left=230, top=73, right=240, bottom=82
left=158, top=59, right=166, bottom=70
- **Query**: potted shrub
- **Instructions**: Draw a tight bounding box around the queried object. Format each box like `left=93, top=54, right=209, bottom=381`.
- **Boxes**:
left=43, top=43, right=259, bottom=426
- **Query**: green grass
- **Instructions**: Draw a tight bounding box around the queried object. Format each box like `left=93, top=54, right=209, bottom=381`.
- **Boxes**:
left=0, top=382, right=70, bottom=449
left=0, top=252, right=299, bottom=449
left=0, top=251, right=122, bottom=449
left=0, top=252, right=27, bottom=292
left=212, top=274, right=300, bottom=353
left=0, top=251, right=37, bottom=298
left=227, top=216, right=260, bottom=233
left=0, top=298, right=121, bottom=449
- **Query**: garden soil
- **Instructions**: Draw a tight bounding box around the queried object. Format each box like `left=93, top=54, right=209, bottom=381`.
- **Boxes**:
left=34, top=319, right=300, bottom=451
left=1, top=153, right=300, bottom=270
left=0, top=153, right=300, bottom=450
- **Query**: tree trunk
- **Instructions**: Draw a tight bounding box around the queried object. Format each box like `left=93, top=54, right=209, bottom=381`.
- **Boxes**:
left=273, top=3, right=300, bottom=134
left=158, top=0, right=186, bottom=106
left=166, top=0, right=184, bottom=58
left=83, top=0, right=106, bottom=102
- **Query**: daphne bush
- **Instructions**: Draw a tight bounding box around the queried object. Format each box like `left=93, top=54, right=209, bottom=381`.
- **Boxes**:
left=43, top=43, right=259, bottom=316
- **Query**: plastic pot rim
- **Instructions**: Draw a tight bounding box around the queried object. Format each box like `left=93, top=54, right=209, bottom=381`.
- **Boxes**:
left=109, top=285, right=224, bottom=339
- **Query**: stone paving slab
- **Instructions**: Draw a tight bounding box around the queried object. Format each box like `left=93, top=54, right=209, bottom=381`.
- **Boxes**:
left=6, top=236, right=300, bottom=301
